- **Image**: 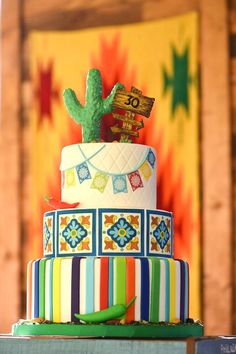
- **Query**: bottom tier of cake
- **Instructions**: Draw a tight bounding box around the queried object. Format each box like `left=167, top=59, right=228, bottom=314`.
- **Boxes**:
left=27, top=256, right=189, bottom=324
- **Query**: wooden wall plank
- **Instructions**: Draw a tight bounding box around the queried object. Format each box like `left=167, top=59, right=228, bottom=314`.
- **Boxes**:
left=200, top=0, right=232, bottom=335
left=22, top=0, right=143, bottom=31
left=143, top=0, right=199, bottom=20
left=0, top=0, right=21, bottom=333
left=22, top=0, right=199, bottom=31
left=231, top=58, right=236, bottom=333
left=229, top=0, right=236, bottom=33
left=229, top=0, right=236, bottom=334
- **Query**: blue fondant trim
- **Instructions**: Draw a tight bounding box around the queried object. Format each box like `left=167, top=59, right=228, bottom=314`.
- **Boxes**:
left=171, top=215, right=174, bottom=257
left=140, top=258, right=150, bottom=321
left=44, top=211, right=55, bottom=218
left=184, top=262, right=189, bottom=319
left=177, top=259, right=186, bottom=322
left=99, top=251, right=144, bottom=257
left=149, top=253, right=173, bottom=259
left=71, top=257, right=81, bottom=322
left=108, top=257, right=114, bottom=307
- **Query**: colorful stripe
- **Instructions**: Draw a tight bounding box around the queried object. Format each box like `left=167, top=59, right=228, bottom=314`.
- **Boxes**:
left=150, top=258, right=160, bottom=322
left=94, top=258, right=101, bottom=311
left=148, top=259, right=152, bottom=319
left=71, top=257, right=81, bottom=322
left=31, top=261, right=35, bottom=317
left=26, top=260, right=33, bottom=319
left=60, top=258, right=72, bottom=322
left=53, top=258, right=62, bottom=322
left=179, top=259, right=186, bottom=321
left=86, top=257, right=94, bottom=314
left=114, top=257, right=126, bottom=308
left=175, top=260, right=181, bottom=320
left=185, top=262, right=189, bottom=319
left=44, top=259, right=51, bottom=320
left=100, top=257, right=109, bottom=310
left=126, top=257, right=135, bottom=322
left=108, top=257, right=114, bottom=307
left=161, top=258, right=170, bottom=321
left=169, top=259, right=176, bottom=322
left=39, top=258, right=47, bottom=318
left=79, top=258, right=86, bottom=314
left=33, top=259, right=40, bottom=318
left=159, top=259, right=166, bottom=321
left=140, top=258, right=149, bottom=321
left=134, top=258, right=141, bottom=321
left=49, top=258, right=53, bottom=320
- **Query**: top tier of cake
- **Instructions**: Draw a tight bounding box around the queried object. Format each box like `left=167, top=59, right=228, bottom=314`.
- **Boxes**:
left=60, top=142, right=157, bottom=209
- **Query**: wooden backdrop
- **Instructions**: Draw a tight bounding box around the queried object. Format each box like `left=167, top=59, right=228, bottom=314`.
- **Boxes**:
left=0, top=0, right=233, bottom=335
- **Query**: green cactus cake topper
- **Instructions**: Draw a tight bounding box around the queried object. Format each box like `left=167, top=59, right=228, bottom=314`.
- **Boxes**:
left=63, top=68, right=124, bottom=143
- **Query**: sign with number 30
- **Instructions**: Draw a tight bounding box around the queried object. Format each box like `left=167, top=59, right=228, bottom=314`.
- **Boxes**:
left=113, top=89, right=155, bottom=118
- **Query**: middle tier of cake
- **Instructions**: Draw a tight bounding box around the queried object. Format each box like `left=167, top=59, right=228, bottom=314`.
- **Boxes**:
left=43, top=208, right=174, bottom=258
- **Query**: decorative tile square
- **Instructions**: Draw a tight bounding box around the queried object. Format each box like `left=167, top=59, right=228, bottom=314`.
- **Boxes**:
left=98, top=208, right=144, bottom=256
left=57, top=209, right=96, bottom=256
left=146, top=210, right=173, bottom=257
left=43, top=212, right=55, bottom=257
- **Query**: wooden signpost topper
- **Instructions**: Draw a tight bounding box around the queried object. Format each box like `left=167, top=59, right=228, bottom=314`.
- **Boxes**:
left=111, top=87, right=155, bottom=142
left=113, top=88, right=155, bottom=118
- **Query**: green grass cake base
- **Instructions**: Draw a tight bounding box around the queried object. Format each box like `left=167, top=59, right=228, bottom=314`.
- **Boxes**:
left=12, top=322, right=203, bottom=338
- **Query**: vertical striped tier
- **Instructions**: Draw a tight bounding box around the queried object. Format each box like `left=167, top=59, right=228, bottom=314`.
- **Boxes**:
left=27, top=256, right=189, bottom=324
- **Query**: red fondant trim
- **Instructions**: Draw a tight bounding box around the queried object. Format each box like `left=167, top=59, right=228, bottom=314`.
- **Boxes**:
left=100, top=257, right=109, bottom=310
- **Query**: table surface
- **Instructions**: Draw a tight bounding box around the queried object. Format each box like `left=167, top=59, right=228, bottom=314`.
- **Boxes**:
left=1, top=335, right=236, bottom=354
left=0, top=336, right=188, bottom=354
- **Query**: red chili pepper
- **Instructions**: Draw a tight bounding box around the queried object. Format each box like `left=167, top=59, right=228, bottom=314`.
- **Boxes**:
left=44, top=196, right=80, bottom=210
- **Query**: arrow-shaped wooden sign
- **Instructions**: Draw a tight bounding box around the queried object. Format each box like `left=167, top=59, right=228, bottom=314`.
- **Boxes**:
left=113, top=89, right=155, bottom=118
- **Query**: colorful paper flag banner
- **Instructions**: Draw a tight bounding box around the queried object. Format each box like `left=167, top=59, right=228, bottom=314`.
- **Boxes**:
left=76, top=162, right=91, bottom=183
left=62, top=148, right=155, bottom=195
left=112, top=175, right=128, bottom=194
left=91, top=172, right=109, bottom=193
left=128, top=170, right=144, bottom=191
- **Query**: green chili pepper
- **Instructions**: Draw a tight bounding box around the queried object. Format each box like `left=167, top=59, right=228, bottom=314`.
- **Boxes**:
left=74, top=296, right=136, bottom=323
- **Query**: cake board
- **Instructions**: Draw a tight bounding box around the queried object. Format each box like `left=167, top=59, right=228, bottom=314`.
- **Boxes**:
left=12, top=322, right=203, bottom=338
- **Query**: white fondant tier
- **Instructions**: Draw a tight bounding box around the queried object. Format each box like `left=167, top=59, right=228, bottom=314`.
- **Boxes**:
left=60, top=143, right=157, bottom=209
left=43, top=208, right=173, bottom=258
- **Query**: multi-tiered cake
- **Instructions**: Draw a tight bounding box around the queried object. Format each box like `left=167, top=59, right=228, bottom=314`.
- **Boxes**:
left=13, top=69, right=203, bottom=338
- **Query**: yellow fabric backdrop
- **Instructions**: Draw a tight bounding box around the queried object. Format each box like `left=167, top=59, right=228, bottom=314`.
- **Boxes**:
left=29, top=12, right=200, bottom=318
